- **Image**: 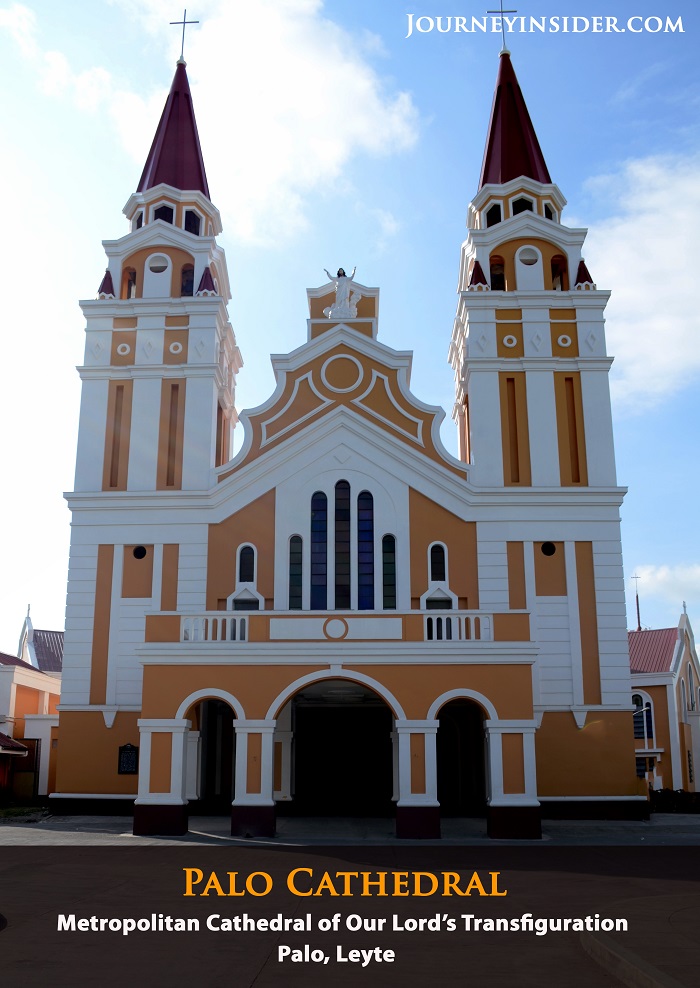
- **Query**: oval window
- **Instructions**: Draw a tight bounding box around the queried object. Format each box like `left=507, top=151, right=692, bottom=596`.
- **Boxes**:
left=518, top=247, right=538, bottom=266
left=148, top=255, right=169, bottom=273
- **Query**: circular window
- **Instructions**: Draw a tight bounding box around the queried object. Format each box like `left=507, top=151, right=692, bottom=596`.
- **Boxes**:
left=169, top=341, right=183, bottom=355
left=518, top=247, right=539, bottom=266
left=148, top=255, right=169, bottom=274
left=557, top=334, right=572, bottom=348
left=503, top=335, right=518, bottom=348
left=132, top=546, right=147, bottom=560
left=116, top=343, right=131, bottom=356
left=541, top=542, right=556, bottom=557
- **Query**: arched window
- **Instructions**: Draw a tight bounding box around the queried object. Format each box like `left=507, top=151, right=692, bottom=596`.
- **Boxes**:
left=289, top=536, right=303, bottom=610
left=122, top=267, right=137, bottom=299
left=681, top=679, right=688, bottom=720
left=357, top=491, right=374, bottom=610
left=632, top=693, right=653, bottom=744
left=430, top=544, right=446, bottom=583
left=335, top=481, right=351, bottom=608
left=310, top=491, right=327, bottom=610
left=180, top=264, right=194, bottom=297
left=382, top=535, right=396, bottom=610
left=551, top=254, right=569, bottom=291
left=238, top=545, right=255, bottom=583
left=688, top=666, right=696, bottom=711
left=489, top=255, right=505, bottom=291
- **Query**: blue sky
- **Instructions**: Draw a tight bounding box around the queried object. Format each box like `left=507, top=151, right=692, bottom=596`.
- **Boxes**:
left=0, top=0, right=698, bottom=650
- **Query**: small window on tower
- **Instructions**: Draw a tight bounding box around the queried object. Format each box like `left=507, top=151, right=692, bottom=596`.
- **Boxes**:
left=122, top=267, right=137, bottom=299
left=490, top=256, right=506, bottom=291
left=544, top=204, right=554, bottom=221
left=134, top=212, right=143, bottom=230
left=154, top=204, right=174, bottom=224
left=180, top=264, right=194, bottom=297
left=486, top=203, right=502, bottom=228
left=184, top=210, right=201, bottom=236
left=512, top=197, right=534, bottom=216
left=551, top=255, right=569, bottom=291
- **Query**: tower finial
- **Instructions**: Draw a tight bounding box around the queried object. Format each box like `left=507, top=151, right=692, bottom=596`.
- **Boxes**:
left=486, top=1, right=518, bottom=51
left=170, top=9, right=200, bottom=62
left=631, top=575, right=642, bottom=632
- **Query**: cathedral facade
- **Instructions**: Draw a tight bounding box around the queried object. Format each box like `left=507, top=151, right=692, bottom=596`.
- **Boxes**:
left=53, top=52, right=643, bottom=838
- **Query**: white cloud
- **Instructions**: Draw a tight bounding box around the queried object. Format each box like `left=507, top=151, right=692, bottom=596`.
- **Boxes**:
left=631, top=565, right=700, bottom=612
left=581, top=154, right=700, bottom=411
left=2, top=0, right=419, bottom=244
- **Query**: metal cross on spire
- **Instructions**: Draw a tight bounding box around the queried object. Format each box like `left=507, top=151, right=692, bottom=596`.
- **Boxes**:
left=170, top=9, right=199, bottom=61
left=486, top=0, right=518, bottom=51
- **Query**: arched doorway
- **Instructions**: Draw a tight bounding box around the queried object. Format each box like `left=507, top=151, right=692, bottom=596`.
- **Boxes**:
left=437, top=699, right=487, bottom=816
left=186, top=698, right=236, bottom=813
left=277, top=679, right=394, bottom=817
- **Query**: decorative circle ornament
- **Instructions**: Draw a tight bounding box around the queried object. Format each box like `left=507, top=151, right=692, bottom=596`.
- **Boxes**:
left=503, top=335, right=518, bottom=349
left=169, top=341, right=184, bottom=355
left=320, top=354, right=363, bottom=393
left=116, top=343, right=131, bottom=356
left=557, top=335, right=572, bottom=348
left=323, top=617, right=349, bottom=640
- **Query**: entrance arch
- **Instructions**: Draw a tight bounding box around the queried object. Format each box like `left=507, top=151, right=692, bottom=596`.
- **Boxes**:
left=181, top=691, right=241, bottom=814
left=435, top=698, right=487, bottom=816
left=273, top=677, right=396, bottom=818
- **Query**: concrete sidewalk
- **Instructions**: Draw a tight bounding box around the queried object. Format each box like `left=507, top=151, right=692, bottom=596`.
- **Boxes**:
left=1, top=811, right=700, bottom=846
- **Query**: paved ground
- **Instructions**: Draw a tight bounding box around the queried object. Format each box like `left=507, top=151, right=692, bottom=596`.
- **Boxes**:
left=2, top=810, right=700, bottom=845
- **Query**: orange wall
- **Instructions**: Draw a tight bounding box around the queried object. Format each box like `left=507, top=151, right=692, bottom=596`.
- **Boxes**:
left=206, top=490, right=276, bottom=608
left=409, top=489, right=479, bottom=609
left=55, top=711, right=140, bottom=795
left=536, top=711, right=638, bottom=796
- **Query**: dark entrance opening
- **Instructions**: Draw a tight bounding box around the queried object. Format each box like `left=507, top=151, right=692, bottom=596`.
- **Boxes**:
left=198, top=699, right=235, bottom=812
left=437, top=699, right=487, bottom=816
left=287, top=684, right=393, bottom=817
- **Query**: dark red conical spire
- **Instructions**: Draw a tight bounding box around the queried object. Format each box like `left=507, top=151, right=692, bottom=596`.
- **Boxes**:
left=137, top=60, right=210, bottom=198
left=479, top=51, right=551, bottom=190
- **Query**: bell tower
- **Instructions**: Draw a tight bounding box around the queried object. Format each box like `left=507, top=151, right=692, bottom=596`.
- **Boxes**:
left=74, top=59, right=241, bottom=496
left=449, top=50, right=616, bottom=493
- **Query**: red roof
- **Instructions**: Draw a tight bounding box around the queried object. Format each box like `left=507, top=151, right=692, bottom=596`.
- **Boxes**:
left=628, top=628, right=679, bottom=674
left=0, top=732, right=28, bottom=754
left=0, top=651, right=35, bottom=671
left=137, top=60, right=210, bottom=198
left=479, top=52, right=551, bottom=189
left=469, top=260, right=488, bottom=287
left=196, top=266, right=216, bottom=294
left=575, top=260, right=594, bottom=286
left=97, top=269, right=115, bottom=297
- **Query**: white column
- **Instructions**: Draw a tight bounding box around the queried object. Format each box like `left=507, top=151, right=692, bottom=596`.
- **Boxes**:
left=74, top=378, right=109, bottom=492
left=185, top=729, right=201, bottom=800
left=394, top=719, right=439, bottom=807
left=485, top=721, right=540, bottom=807
left=525, top=370, right=560, bottom=485
left=580, top=368, right=617, bottom=486
left=135, top=718, right=190, bottom=805
left=127, top=376, right=162, bottom=490
left=181, top=374, right=217, bottom=489
left=467, top=370, right=504, bottom=487
left=232, top=720, right=276, bottom=806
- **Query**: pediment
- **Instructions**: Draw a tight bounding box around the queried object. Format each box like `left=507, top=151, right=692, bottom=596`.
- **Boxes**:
left=219, top=332, right=465, bottom=481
